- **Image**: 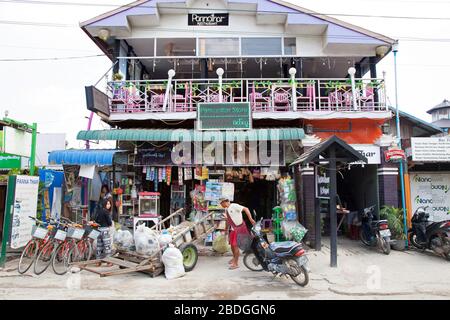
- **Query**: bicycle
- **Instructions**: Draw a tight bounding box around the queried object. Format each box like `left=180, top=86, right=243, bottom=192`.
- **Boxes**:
left=34, top=218, right=70, bottom=275
left=51, top=217, right=85, bottom=275
left=72, top=221, right=100, bottom=263
left=18, top=217, right=56, bottom=274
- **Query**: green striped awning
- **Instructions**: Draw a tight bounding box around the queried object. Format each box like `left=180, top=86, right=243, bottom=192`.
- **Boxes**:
left=77, top=128, right=304, bottom=142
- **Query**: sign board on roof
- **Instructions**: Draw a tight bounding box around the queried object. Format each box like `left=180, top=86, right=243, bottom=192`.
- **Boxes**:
left=0, top=153, right=21, bottom=169
left=197, top=102, right=251, bottom=130
left=3, top=126, right=32, bottom=158
left=188, top=13, right=229, bottom=26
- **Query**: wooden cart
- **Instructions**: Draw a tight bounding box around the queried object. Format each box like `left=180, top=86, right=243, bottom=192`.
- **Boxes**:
left=74, top=208, right=216, bottom=277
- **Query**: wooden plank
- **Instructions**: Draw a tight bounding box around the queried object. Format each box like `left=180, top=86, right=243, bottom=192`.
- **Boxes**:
left=104, top=257, right=140, bottom=268
left=79, top=266, right=106, bottom=275
left=72, top=259, right=104, bottom=267
left=100, top=264, right=155, bottom=277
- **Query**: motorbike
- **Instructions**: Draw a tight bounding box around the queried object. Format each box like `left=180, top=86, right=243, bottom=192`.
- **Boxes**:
left=409, top=206, right=450, bottom=261
left=359, top=205, right=392, bottom=255
left=242, top=218, right=310, bottom=287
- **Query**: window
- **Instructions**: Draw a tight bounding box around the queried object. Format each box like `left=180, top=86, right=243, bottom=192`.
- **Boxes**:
left=156, top=38, right=196, bottom=56
left=438, top=109, right=449, bottom=120
left=284, top=37, right=296, bottom=55
left=198, top=38, right=239, bottom=56
left=241, top=37, right=282, bottom=55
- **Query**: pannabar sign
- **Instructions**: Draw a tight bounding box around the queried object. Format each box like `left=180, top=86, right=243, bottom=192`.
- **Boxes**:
left=188, top=13, right=229, bottom=26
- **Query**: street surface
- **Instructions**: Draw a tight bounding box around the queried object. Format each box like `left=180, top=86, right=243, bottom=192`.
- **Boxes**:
left=0, top=238, right=449, bottom=300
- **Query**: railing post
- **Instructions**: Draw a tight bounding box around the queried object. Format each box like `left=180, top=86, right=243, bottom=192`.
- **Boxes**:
left=348, top=67, right=358, bottom=111
left=216, top=68, right=224, bottom=103
left=163, top=69, right=175, bottom=112
left=317, top=80, right=322, bottom=111
left=289, top=67, right=297, bottom=111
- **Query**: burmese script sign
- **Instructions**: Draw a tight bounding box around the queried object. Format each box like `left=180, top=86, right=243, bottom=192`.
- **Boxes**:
left=188, top=13, right=229, bottom=26
left=197, top=102, right=251, bottom=130
left=411, top=137, right=450, bottom=162
left=315, top=166, right=331, bottom=199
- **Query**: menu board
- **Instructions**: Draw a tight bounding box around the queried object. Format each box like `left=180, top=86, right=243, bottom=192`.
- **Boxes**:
left=197, top=102, right=251, bottom=130
left=10, top=175, right=40, bottom=249
left=315, top=166, right=330, bottom=199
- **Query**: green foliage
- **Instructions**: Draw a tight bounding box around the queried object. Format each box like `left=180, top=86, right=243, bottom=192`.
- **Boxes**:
left=379, top=206, right=406, bottom=240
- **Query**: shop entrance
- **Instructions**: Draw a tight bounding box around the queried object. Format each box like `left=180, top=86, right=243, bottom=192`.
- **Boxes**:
left=233, top=180, right=277, bottom=220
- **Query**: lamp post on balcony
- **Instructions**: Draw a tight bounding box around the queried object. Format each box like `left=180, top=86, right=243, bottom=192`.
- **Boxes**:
left=289, top=67, right=297, bottom=111
left=348, top=67, right=358, bottom=111
left=216, top=68, right=224, bottom=103
left=163, top=69, right=176, bottom=112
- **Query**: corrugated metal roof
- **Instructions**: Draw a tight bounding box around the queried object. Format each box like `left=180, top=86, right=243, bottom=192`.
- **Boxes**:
left=427, top=99, right=450, bottom=114
left=77, top=128, right=305, bottom=142
left=48, top=149, right=124, bottom=165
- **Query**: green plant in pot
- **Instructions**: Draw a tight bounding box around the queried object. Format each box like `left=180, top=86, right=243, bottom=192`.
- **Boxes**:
left=380, top=206, right=407, bottom=250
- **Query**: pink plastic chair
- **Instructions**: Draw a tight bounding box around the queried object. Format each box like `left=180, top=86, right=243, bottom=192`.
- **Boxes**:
left=173, top=94, right=188, bottom=112
left=273, top=92, right=290, bottom=111
left=297, top=84, right=316, bottom=111
left=150, top=94, right=164, bottom=112
left=360, top=86, right=375, bottom=110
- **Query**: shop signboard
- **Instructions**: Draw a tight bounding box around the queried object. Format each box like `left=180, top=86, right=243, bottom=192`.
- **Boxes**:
left=135, top=145, right=176, bottom=166
left=85, top=85, right=110, bottom=116
left=411, top=137, right=450, bottom=162
left=315, top=166, right=330, bottom=199
left=3, top=126, right=32, bottom=158
left=9, top=175, right=40, bottom=249
left=0, top=153, right=21, bottom=169
left=197, top=102, right=251, bottom=130
left=188, top=13, right=229, bottom=26
left=349, top=144, right=381, bottom=165
left=384, top=146, right=406, bottom=162
left=409, top=172, right=450, bottom=222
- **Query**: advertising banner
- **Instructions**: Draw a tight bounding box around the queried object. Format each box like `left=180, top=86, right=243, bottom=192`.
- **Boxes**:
left=411, top=137, right=450, bottom=162
left=3, top=127, right=32, bottom=158
left=409, top=172, right=450, bottom=222
left=10, top=175, right=40, bottom=249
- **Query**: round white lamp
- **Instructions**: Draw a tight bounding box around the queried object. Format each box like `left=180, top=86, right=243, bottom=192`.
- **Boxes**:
left=98, top=28, right=110, bottom=42
left=216, top=68, right=224, bottom=76
left=168, top=69, right=176, bottom=78
left=348, top=67, right=356, bottom=76
left=289, top=67, right=297, bottom=76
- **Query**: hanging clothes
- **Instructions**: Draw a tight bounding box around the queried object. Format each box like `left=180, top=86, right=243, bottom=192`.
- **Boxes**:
left=178, top=167, right=183, bottom=185
left=166, top=167, right=172, bottom=185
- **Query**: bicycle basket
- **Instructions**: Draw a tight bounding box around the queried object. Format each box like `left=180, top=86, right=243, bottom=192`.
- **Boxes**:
left=32, top=226, right=48, bottom=239
left=54, top=229, right=67, bottom=241
left=67, top=227, right=85, bottom=240
left=88, top=229, right=100, bottom=240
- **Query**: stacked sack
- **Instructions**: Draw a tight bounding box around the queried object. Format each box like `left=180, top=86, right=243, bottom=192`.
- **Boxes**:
left=161, top=244, right=185, bottom=280
left=113, top=229, right=134, bottom=250
left=134, top=224, right=160, bottom=256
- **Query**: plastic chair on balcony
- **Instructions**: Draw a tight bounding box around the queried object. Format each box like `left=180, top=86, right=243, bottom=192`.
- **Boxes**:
left=173, top=94, right=188, bottom=112
left=297, top=83, right=316, bottom=111
left=209, top=94, right=228, bottom=103
left=273, top=92, right=290, bottom=111
left=125, top=86, right=145, bottom=113
left=150, top=94, right=165, bottom=112
left=360, top=85, right=375, bottom=111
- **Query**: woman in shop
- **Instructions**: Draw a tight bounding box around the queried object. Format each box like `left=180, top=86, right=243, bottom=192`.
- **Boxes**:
left=94, top=199, right=114, bottom=267
left=219, top=197, right=256, bottom=270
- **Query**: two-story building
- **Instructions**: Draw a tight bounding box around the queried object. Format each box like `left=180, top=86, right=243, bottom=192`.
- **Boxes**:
left=57, top=0, right=399, bottom=245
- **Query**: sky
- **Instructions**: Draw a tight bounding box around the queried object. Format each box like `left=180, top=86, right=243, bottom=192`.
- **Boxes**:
left=1, top=0, right=450, bottom=149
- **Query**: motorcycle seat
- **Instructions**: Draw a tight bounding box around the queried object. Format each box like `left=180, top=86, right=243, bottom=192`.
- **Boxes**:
left=269, top=241, right=301, bottom=253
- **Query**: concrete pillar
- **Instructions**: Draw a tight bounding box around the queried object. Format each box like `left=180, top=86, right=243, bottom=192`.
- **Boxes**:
left=377, top=149, right=400, bottom=208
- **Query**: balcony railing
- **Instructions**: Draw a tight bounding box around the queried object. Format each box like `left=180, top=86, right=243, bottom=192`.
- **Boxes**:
left=107, top=78, right=386, bottom=114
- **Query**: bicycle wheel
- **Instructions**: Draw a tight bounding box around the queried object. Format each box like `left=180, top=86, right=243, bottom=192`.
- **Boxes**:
left=77, top=240, right=93, bottom=261
left=52, top=241, right=73, bottom=275
left=68, top=243, right=82, bottom=265
left=34, top=240, right=57, bottom=275
left=18, top=240, right=39, bottom=274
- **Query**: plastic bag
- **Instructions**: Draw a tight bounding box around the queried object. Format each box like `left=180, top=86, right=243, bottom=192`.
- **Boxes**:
left=134, top=224, right=160, bottom=256
left=161, top=245, right=185, bottom=280
left=113, top=229, right=134, bottom=249
left=212, top=234, right=230, bottom=254
left=158, top=231, right=173, bottom=249
left=282, top=220, right=308, bottom=242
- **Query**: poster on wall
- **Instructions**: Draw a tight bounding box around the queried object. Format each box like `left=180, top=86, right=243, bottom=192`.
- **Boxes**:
left=10, top=175, right=40, bottom=249
left=409, top=172, right=450, bottom=222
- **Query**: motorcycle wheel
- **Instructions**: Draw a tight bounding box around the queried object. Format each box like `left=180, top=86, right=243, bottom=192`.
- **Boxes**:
left=359, top=229, right=371, bottom=246
left=285, top=259, right=309, bottom=287
left=379, top=236, right=391, bottom=255
left=243, top=252, right=264, bottom=272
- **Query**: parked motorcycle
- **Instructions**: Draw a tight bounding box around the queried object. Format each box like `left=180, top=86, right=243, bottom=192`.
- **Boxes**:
left=359, top=205, right=392, bottom=255
left=243, top=219, right=310, bottom=286
left=409, top=206, right=450, bottom=261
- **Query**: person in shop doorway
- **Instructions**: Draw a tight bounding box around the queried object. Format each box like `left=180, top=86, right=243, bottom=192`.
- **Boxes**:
left=94, top=199, right=113, bottom=267
left=219, top=198, right=256, bottom=270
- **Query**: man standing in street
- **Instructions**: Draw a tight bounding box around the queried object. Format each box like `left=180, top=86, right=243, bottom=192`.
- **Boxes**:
left=219, top=198, right=255, bottom=270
